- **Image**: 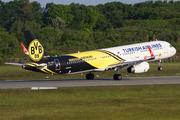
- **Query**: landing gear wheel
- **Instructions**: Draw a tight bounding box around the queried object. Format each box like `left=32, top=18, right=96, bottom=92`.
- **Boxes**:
left=113, top=74, right=122, bottom=80
left=86, top=74, right=94, bottom=80
left=157, top=60, right=162, bottom=71
left=158, top=67, right=162, bottom=71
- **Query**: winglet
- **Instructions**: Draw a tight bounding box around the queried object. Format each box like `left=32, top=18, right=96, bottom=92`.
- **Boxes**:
left=148, top=46, right=154, bottom=57
left=20, top=42, right=29, bottom=55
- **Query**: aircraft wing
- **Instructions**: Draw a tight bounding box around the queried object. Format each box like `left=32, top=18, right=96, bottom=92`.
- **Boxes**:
left=120, top=56, right=155, bottom=69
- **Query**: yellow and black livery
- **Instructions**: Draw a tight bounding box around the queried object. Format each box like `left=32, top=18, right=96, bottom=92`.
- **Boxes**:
left=5, top=30, right=177, bottom=80
left=22, top=30, right=124, bottom=80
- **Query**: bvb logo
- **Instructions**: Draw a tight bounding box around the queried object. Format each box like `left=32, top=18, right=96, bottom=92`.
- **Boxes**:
left=28, top=39, right=44, bottom=61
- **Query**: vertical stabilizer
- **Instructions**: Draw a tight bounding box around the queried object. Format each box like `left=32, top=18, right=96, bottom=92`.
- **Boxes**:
left=24, top=30, right=50, bottom=62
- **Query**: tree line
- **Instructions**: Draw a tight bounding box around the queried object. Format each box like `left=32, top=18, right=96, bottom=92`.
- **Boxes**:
left=0, top=0, right=180, bottom=64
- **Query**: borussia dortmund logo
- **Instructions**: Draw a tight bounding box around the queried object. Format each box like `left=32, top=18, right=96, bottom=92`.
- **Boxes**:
left=28, top=39, right=44, bottom=61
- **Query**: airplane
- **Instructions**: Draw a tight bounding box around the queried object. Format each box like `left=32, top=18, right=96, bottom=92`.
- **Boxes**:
left=5, top=30, right=176, bottom=80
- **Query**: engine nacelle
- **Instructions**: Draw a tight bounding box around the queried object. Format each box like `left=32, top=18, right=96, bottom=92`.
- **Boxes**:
left=127, top=62, right=150, bottom=73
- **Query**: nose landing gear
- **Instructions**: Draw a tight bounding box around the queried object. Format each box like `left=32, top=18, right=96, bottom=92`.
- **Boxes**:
left=157, top=60, right=162, bottom=71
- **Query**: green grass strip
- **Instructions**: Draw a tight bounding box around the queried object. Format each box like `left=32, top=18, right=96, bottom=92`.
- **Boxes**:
left=0, top=85, right=180, bottom=119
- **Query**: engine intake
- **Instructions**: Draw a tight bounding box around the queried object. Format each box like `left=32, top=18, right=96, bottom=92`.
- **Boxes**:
left=127, top=62, right=150, bottom=73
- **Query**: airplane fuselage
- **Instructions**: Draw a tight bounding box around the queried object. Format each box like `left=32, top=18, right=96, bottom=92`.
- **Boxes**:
left=5, top=30, right=177, bottom=80
left=23, top=40, right=176, bottom=75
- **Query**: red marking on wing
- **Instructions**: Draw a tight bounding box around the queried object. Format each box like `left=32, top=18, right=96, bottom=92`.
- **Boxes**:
left=148, top=46, right=154, bottom=57
left=20, top=43, right=28, bottom=54
left=117, top=51, right=120, bottom=54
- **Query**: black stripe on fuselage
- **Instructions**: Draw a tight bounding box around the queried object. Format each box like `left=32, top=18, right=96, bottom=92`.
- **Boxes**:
left=98, top=50, right=124, bottom=61
left=52, top=55, right=97, bottom=74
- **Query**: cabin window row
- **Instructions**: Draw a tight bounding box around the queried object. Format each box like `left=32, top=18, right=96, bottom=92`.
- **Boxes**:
left=67, top=55, right=118, bottom=64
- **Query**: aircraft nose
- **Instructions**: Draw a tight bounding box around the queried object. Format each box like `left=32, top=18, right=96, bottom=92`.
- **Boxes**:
left=172, top=47, right=177, bottom=55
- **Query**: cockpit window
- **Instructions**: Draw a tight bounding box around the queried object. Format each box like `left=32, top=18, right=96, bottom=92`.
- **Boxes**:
left=169, top=44, right=173, bottom=48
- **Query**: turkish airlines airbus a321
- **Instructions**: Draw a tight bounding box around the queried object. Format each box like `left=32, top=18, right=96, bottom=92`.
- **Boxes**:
left=5, top=30, right=176, bottom=80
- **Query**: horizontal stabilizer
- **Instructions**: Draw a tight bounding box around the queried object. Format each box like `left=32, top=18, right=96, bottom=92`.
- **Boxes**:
left=36, top=63, right=47, bottom=67
left=5, top=63, right=23, bottom=66
left=24, top=62, right=47, bottom=67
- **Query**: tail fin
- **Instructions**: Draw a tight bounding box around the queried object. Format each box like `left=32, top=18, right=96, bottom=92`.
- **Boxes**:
left=24, top=30, right=50, bottom=62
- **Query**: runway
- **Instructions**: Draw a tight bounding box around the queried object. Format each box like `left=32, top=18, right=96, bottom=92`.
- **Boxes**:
left=0, top=76, right=180, bottom=89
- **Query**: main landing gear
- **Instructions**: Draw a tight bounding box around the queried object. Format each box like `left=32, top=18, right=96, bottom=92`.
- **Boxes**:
left=113, top=74, right=122, bottom=80
left=86, top=73, right=94, bottom=80
left=113, top=67, right=122, bottom=80
left=157, top=60, right=163, bottom=71
left=86, top=67, right=122, bottom=80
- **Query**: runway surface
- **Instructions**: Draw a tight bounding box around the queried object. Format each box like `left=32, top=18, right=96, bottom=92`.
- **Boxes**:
left=0, top=76, right=180, bottom=89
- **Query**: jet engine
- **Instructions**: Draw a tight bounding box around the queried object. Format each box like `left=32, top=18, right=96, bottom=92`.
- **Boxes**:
left=127, top=62, right=150, bottom=73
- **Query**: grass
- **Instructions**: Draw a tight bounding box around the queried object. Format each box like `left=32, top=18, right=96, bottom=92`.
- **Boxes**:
left=0, top=63, right=180, bottom=119
left=0, top=63, right=180, bottom=80
left=0, top=85, right=180, bottom=119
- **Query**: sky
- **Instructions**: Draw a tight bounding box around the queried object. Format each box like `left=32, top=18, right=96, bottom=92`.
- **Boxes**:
left=2, top=0, right=180, bottom=7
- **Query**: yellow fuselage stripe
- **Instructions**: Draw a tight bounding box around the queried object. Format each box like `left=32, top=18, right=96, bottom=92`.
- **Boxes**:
left=45, top=68, right=59, bottom=75
left=68, top=50, right=124, bottom=69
